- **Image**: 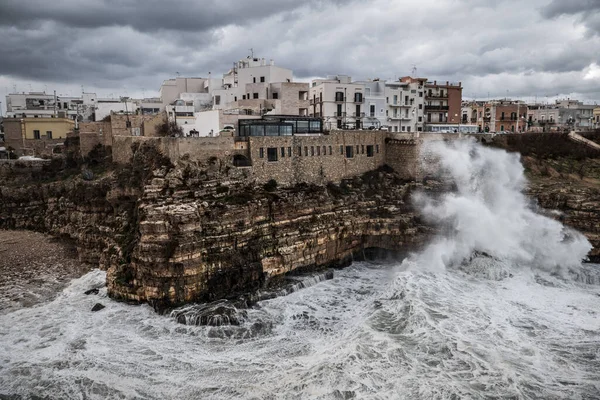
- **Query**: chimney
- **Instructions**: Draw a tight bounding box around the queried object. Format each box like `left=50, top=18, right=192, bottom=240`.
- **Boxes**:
left=459, top=81, right=462, bottom=87
left=434, top=80, right=437, bottom=85
left=446, top=81, right=449, bottom=86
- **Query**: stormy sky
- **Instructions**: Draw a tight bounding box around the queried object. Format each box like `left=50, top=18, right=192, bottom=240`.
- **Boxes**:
left=1, top=0, right=600, bottom=114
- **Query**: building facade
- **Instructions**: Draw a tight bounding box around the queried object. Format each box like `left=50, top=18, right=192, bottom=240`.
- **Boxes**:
left=384, top=77, right=426, bottom=133
left=309, top=75, right=365, bottom=130
left=424, top=80, right=462, bottom=132
left=3, top=117, right=74, bottom=156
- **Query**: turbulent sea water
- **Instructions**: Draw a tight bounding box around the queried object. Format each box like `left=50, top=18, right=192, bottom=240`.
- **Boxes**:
left=1, top=140, right=600, bottom=399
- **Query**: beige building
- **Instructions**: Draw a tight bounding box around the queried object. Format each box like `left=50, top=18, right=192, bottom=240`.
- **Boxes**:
left=3, top=117, right=74, bottom=156
left=593, top=107, right=600, bottom=129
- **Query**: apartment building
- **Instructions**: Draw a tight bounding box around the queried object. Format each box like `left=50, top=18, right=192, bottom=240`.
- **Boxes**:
left=5, top=92, right=164, bottom=123
left=424, top=81, right=462, bottom=132
left=308, top=75, right=365, bottom=130
left=594, top=107, right=600, bottom=129
left=464, top=100, right=527, bottom=133
left=527, top=100, right=596, bottom=131
left=384, top=77, right=426, bottom=133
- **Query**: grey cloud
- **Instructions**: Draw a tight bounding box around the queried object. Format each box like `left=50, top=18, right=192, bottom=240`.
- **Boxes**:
left=541, top=0, right=600, bottom=36
left=0, top=0, right=355, bottom=33
left=541, top=0, right=600, bottom=18
left=1, top=0, right=600, bottom=108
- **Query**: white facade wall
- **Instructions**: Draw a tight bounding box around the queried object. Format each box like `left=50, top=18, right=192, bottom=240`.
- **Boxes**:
left=359, top=80, right=387, bottom=129
left=309, top=78, right=365, bottom=130
left=95, top=101, right=139, bottom=121
left=195, top=110, right=221, bottom=136
left=384, top=81, right=425, bottom=133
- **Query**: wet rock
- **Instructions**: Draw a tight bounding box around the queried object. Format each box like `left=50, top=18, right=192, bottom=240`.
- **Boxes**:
left=91, top=303, right=105, bottom=312
left=171, top=301, right=248, bottom=326
left=84, top=288, right=99, bottom=295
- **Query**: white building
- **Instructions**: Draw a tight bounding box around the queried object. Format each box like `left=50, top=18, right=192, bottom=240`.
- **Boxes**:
left=308, top=75, right=365, bottom=130
left=383, top=77, right=425, bottom=133
left=355, top=79, right=387, bottom=130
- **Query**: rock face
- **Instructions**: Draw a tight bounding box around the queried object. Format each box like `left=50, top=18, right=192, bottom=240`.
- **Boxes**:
left=107, top=162, right=435, bottom=309
left=528, top=180, right=600, bottom=262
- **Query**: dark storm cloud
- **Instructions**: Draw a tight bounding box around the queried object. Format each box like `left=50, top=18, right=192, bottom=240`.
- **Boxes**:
left=0, top=0, right=353, bottom=33
left=541, top=0, right=600, bottom=36
left=541, top=0, right=600, bottom=18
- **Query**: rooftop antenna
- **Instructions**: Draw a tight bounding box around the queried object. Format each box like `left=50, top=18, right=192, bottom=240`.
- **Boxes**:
left=249, top=48, right=254, bottom=58
left=411, top=65, right=417, bottom=77
left=176, top=72, right=180, bottom=77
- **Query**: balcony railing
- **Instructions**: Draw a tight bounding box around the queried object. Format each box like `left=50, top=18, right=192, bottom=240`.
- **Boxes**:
left=353, top=97, right=364, bottom=103
left=352, top=112, right=366, bottom=118
left=424, top=105, right=449, bottom=111
left=426, top=94, right=448, bottom=99
left=334, top=112, right=346, bottom=117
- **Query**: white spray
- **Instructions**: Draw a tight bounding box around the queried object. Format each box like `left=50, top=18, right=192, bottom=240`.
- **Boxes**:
left=406, top=139, right=591, bottom=274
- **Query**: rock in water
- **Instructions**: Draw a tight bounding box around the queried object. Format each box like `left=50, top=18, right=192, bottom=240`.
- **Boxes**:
left=84, top=288, right=99, bottom=295
left=91, top=303, right=105, bottom=312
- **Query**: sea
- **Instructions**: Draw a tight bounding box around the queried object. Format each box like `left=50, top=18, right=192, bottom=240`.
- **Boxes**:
left=1, top=139, right=599, bottom=399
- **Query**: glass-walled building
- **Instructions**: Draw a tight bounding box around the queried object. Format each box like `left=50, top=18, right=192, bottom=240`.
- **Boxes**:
left=238, top=115, right=322, bottom=137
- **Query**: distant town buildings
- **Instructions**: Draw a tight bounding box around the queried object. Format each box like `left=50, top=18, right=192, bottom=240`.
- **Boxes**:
left=2, top=53, right=600, bottom=158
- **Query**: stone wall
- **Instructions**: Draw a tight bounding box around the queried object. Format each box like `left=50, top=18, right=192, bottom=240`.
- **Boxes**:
left=385, top=139, right=420, bottom=180
left=79, top=121, right=112, bottom=155
left=3, top=119, right=24, bottom=154
left=111, top=134, right=237, bottom=164
left=248, top=131, right=387, bottom=185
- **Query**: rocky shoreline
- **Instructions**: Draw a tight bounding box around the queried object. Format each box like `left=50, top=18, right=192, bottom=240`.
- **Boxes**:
left=1, top=141, right=599, bottom=311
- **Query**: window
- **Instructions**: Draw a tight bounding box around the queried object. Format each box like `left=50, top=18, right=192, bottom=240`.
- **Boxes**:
left=267, top=148, right=278, bottom=162
left=253, top=77, right=256, bottom=83
left=370, top=105, right=375, bottom=117
left=305, top=146, right=309, bottom=156
left=386, top=97, right=389, bottom=104
left=340, top=145, right=344, bottom=155
left=354, top=92, right=362, bottom=102
left=215, top=95, right=221, bottom=105
left=337, top=104, right=343, bottom=117
left=501, top=125, right=505, bottom=131
left=418, top=127, right=422, bottom=132
left=356, top=145, right=359, bottom=155
left=311, top=146, right=315, bottom=156
left=317, top=146, right=320, bottom=156
left=393, top=95, right=398, bottom=105
left=298, top=146, right=302, bottom=156
left=419, top=91, right=423, bottom=97
left=361, top=145, right=365, bottom=154
left=242, top=95, right=246, bottom=100
left=440, top=90, right=445, bottom=97
left=376, top=144, right=380, bottom=153
left=407, top=126, right=411, bottom=132
left=259, top=148, right=264, bottom=158
left=33, top=130, right=40, bottom=139
left=418, top=104, right=422, bottom=110
left=253, top=93, right=259, bottom=99
left=418, top=117, right=422, bottom=122
left=405, top=96, right=409, bottom=104
left=335, top=92, right=344, bottom=102
left=345, top=145, right=354, bottom=158
left=329, top=145, right=332, bottom=155
left=288, top=147, right=292, bottom=157
left=323, top=146, right=326, bottom=155
left=281, top=147, right=285, bottom=158
left=501, top=112, right=505, bottom=120
left=46, top=131, right=52, bottom=139
left=366, top=145, right=374, bottom=157
left=272, top=92, right=278, bottom=99
left=394, top=126, right=398, bottom=132
left=260, top=76, right=265, bottom=83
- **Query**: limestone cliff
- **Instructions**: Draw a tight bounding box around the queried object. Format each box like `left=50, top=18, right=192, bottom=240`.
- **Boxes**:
left=107, top=161, right=434, bottom=308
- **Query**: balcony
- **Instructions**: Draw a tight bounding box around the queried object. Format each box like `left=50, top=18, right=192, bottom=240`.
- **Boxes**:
left=426, top=93, right=448, bottom=99
left=334, top=112, right=346, bottom=117
left=352, top=112, right=366, bottom=118
left=424, top=105, right=449, bottom=111
left=470, top=118, right=477, bottom=123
